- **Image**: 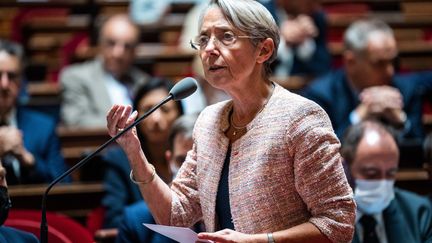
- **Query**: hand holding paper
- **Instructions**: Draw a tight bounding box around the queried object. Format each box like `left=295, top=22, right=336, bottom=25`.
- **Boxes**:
left=143, top=223, right=213, bottom=243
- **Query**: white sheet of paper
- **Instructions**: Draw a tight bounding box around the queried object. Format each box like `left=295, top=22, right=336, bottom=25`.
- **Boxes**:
left=143, top=223, right=213, bottom=243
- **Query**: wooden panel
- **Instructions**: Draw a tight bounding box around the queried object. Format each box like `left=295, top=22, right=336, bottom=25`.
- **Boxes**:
left=8, top=182, right=104, bottom=223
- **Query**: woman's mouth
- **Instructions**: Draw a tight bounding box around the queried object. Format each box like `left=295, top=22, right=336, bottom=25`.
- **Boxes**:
left=209, top=65, right=225, bottom=71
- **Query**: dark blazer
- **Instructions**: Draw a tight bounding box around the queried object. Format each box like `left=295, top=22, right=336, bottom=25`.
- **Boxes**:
left=6, top=107, right=69, bottom=185
left=302, top=69, right=432, bottom=139
left=101, top=146, right=142, bottom=228
left=0, top=226, right=39, bottom=243
left=291, top=11, right=331, bottom=76
left=353, top=188, right=432, bottom=243
left=115, top=201, right=176, bottom=243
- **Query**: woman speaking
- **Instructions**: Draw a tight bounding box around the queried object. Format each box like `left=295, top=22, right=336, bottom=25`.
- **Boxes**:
left=106, top=0, right=355, bottom=242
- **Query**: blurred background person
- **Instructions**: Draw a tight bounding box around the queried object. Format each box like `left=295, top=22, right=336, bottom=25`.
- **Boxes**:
left=101, top=78, right=183, bottom=229
left=273, top=0, right=331, bottom=79
left=0, top=39, right=69, bottom=185
left=302, top=18, right=432, bottom=142
left=115, top=113, right=198, bottom=243
left=60, top=14, right=149, bottom=128
left=0, top=159, right=39, bottom=242
left=341, top=120, right=432, bottom=243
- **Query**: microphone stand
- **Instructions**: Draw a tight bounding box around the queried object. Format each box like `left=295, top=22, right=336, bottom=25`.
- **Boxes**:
left=40, top=95, right=173, bottom=243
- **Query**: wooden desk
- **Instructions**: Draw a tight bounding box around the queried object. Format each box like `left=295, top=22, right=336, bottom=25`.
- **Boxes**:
left=57, top=126, right=111, bottom=181
left=394, top=168, right=432, bottom=195
left=9, top=182, right=104, bottom=223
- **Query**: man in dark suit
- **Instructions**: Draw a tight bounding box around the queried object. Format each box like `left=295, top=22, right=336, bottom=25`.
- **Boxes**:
left=0, top=159, right=39, bottom=242
left=60, top=14, right=149, bottom=128
left=302, top=19, right=432, bottom=141
left=341, top=120, right=432, bottom=243
left=0, top=39, right=69, bottom=184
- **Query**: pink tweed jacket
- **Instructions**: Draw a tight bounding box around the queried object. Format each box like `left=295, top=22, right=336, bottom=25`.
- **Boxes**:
left=170, top=84, right=356, bottom=243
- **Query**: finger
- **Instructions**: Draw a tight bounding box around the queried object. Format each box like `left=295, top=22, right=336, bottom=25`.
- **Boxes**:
left=125, top=110, right=138, bottom=127
left=107, top=104, right=119, bottom=121
left=197, top=232, right=227, bottom=242
left=107, top=105, right=120, bottom=134
left=108, top=105, right=125, bottom=136
left=117, top=105, right=132, bottom=129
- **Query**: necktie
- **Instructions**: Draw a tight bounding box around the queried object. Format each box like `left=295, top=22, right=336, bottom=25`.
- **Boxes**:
left=360, top=215, right=380, bottom=243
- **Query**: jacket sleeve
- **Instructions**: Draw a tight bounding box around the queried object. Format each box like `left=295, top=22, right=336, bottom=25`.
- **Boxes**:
left=287, top=101, right=356, bottom=243
left=169, top=141, right=202, bottom=227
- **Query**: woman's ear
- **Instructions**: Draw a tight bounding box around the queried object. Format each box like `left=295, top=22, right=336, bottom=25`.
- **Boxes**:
left=256, top=38, right=274, bottom=64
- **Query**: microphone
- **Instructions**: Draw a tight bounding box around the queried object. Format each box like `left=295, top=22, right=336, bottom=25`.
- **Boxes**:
left=40, top=77, right=198, bottom=243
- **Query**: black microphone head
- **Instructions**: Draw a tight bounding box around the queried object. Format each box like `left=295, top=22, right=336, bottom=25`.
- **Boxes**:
left=169, top=77, right=198, bottom=101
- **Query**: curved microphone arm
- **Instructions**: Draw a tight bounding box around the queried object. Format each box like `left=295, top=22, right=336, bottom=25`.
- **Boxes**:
left=40, top=95, right=173, bottom=243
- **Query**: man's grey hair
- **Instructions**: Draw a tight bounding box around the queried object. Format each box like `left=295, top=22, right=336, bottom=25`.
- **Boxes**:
left=198, top=0, right=280, bottom=78
left=344, top=18, right=394, bottom=54
left=0, top=39, right=24, bottom=64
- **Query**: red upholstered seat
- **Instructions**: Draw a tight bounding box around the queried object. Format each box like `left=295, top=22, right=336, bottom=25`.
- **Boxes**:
left=5, top=209, right=93, bottom=243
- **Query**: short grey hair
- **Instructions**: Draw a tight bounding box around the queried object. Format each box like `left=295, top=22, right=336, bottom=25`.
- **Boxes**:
left=344, top=18, right=394, bottom=54
left=0, top=39, right=24, bottom=65
left=199, top=0, right=280, bottom=78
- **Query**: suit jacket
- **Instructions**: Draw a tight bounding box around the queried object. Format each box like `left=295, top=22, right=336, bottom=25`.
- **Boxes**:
left=302, top=69, right=432, bottom=139
left=5, top=107, right=69, bottom=185
left=353, top=188, right=432, bottom=243
left=275, top=11, right=331, bottom=77
left=115, top=201, right=176, bottom=243
left=0, top=226, right=39, bottom=243
left=60, top=58, right=148, bottom=128
left=101, top=146, right=142, bottom=228
left=170, top=84, right=356, bottom=243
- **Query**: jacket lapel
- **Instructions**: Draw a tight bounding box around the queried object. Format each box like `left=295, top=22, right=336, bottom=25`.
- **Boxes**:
left=384, top=200, right=416, bottom=243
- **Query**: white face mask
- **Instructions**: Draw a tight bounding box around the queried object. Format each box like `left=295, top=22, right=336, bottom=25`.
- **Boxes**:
left=354, top=179, right=395, bottom=215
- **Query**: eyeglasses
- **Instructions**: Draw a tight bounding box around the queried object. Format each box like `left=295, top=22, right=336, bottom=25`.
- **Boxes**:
left=0, top=71, right=19, bottom=81
left=190, top=31, right=257, bottom=50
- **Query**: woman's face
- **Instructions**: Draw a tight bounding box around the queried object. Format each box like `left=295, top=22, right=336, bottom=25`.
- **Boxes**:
left=137, top=88, right=180, bottom=144
left=198, top=7, right=262, bottom=91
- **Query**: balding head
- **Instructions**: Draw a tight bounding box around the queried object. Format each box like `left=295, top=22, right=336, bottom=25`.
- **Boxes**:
left=98, top=14, right=140, bottom=78
left=342, top=121, right=399, bottom=180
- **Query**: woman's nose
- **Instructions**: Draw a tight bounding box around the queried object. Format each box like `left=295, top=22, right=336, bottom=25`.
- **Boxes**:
left=204, top=36, right=218, bottom=52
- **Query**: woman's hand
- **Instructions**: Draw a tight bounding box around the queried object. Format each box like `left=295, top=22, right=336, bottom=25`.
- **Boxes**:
left=198, top=229, right=262, bottom=243
left=106, top=104, right=141, bottom=153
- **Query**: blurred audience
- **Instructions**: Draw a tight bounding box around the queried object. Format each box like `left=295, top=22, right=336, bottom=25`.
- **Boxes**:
left=302, top=18, right=432, bottom=141
left=116, top=113, right=198, bottom=243
left=0, top=39, right=69, bottom=185
left=341, top=120, right=432, bottom=243
left=0, top=159, right=39, bottom=242
left=101, top=78, right=182, bottom=229
left=273, top=0, right=331, bottom=78
left=60, top=14, right=149, bottom=128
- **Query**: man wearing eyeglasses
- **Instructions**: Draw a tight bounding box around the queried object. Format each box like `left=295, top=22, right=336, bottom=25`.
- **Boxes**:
left=0, top=39, right=69, bottom=185
left=60, top=14, right=149, bottom=128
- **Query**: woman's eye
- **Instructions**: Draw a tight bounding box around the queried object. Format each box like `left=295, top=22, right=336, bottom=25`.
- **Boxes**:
left=198, top=36, right=209, bottom=45
left=223, top=32, right=235, bottom=41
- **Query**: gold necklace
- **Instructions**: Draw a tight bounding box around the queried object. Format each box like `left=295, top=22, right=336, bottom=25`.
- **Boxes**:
left=230, top=113, right=247, bottom=137
left=229, top=83, right=274, bottom=137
